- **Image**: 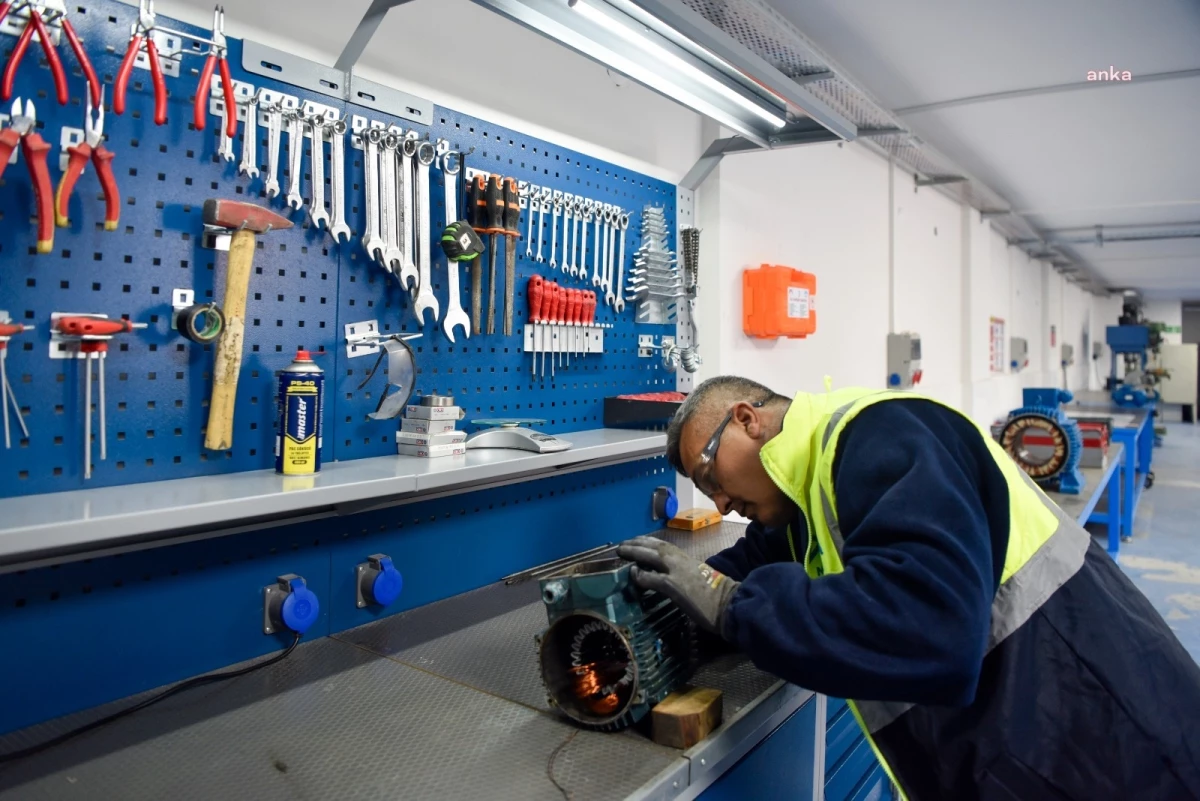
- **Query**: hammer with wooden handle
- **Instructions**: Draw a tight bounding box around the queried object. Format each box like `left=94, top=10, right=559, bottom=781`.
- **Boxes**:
left=203, top=199, right=293, bottom=451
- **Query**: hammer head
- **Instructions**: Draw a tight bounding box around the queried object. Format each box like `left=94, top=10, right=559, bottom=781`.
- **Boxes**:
left=203, top=199, right=293, bottom=234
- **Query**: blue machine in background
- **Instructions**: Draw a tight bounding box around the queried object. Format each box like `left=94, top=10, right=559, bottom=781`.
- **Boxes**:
left=1106, top=325, right=1161, bottom=408
left=999, top=389, right=1086, bottom=495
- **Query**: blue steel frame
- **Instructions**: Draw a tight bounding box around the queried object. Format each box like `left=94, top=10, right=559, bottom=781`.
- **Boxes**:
left=1081, top=445, right=1123, bottom=560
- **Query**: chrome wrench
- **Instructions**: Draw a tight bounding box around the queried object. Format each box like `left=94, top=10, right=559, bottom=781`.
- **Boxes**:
left=380, top=132, right=403, bottom=273
left=549, top=192, right=561, bottom=270
left=328, top=118, right=352, bottom=243
left=534, top=189, right=548, bottom=263
left=308, top=115, right=330, bottom=230
left=398, top=134, right=419, bottom=291
left=571, top=198, right=584, bottom=278
left=614, top=213, right=629, bottom=313
left=361, top=127, right=386, bottom=265
left=592, top=204, right=603, bottom=288
left=218, top=97, right=236, bottom=163
left=524, top=185, right=536, bottom=258
left=581, top=202, right=593, bottom=284
left=562, top=195, right=574, bottom=276
left=412, top=140, right=439, bottom=324
left=239, top=91, right=260, bottom=178
left=264, top=103, right=282, bottom=198
left=284, top=111, right=304, bottom=210
left=604, top=209, right=617, bottom=305
left=441, top=149, right=469, bottom=341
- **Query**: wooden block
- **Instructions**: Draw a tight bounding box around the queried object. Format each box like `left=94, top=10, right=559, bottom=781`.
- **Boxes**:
left=652, top=686, right=724, bottom=749
left=667, top=509, right=724, bottom=531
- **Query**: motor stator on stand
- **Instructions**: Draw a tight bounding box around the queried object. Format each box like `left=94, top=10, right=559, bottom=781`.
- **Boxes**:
left=998, top=388, right=1086, bottom=495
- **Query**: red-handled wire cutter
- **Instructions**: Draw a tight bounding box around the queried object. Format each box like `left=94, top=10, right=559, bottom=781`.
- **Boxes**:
left=114, top=0, right=167, bottom=125
left=0, top=0, right=101, bottom=108
left=55, top=87, right=119, bottom=231
left=194, top=5, right=236, bottom=138
left=0, top=98, right=54, bottom=254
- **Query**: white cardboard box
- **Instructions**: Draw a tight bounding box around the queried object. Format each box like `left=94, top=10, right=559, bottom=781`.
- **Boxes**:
left=399, top=417, right=458, bottom=435
left=396, top=443, right=467, bottom=458
left=395, top=430, right=467, bottom=447
left=404, top=404, right=462, bottom=421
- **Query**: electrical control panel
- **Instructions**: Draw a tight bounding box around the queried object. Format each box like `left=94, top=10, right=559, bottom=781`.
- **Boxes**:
left=1010, top=337, right=1030, bottom=373
left=887, top=332, right=922, bottom=389
left=1062, top=343, right=1076, bottom=367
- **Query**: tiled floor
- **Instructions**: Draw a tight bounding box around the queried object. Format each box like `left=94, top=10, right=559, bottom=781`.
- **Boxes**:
left=1109, top=419, right=1200, bottom=660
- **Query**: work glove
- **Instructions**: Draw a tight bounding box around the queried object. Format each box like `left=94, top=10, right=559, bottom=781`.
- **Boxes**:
left=617, top=536, right=740, bottom=638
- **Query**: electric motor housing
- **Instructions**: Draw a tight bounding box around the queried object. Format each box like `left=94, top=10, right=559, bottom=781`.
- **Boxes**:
left=537, top=558, right=696, bottom=732
left=1000, top=388, right=1086, bottom=495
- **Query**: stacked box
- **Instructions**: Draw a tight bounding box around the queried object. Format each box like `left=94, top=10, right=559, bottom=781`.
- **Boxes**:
left=396, top=405, right=466, bottom=458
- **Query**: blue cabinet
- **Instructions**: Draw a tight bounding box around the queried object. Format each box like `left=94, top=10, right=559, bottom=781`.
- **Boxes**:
left=699, top=697, right=819, bottom=801
left=826, top=698, right=892, bottom=801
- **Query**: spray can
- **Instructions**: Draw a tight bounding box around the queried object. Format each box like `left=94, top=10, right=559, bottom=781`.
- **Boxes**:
left=275, top=349, right=324, bottom=475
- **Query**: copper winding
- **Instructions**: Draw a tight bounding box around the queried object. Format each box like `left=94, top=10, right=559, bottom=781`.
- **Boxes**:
left=571, top=662, right=621, bottom=715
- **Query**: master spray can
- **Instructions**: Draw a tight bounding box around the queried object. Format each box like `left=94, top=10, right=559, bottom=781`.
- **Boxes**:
left=275, top=349, right=324, bottom=475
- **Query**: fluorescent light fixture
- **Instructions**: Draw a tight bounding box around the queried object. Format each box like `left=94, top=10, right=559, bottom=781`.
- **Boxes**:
left=569, top=0, right=787, bottom=129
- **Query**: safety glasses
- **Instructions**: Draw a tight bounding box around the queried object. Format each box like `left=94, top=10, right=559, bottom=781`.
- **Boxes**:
left=690, top=400, right=764, bottom=496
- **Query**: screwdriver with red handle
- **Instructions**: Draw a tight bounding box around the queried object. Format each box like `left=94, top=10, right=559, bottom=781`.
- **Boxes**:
left=527, top=274, right=544, bottom=378
left=565, top=288, right=580, bottom=367
left=54, top=316, right=148, bottom=479
left=553, top=282, right=568, bottom=373
left=0, top=317, right=31, bottom=450
left=548, top=282, right=563, bottom=378
left=584, top=290, right=598, bottom=361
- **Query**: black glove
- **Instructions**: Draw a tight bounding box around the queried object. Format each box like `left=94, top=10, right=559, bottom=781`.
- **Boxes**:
left=618, top=536, right=740, bottom=637
left=440, top=220, right=485, bottom=262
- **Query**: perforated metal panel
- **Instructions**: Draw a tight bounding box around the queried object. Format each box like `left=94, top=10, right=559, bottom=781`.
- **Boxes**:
left=0, top=0, right=676, bottom=496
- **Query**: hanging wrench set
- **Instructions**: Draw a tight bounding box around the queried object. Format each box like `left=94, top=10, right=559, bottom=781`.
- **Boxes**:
left=0, top=0, right=677, bottom=497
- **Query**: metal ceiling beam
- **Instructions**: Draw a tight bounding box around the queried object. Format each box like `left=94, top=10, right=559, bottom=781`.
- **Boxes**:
left=895, top=67, right=1200, bottom=116
left=1016, top=221, right=1200, bottom=246
left=915, top=175, right=966, bottom=187
left=334, top=0, right=418, bottom=74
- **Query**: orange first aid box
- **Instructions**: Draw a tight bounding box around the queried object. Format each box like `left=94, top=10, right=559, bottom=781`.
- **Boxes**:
left=742, top=264, right=817, bottom=339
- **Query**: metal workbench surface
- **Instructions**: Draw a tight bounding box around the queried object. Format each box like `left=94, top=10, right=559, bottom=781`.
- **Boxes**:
left=1042, top=442, right=1123, bottom=524
left=1065, top=391, right=1152, bottom=429
left=0, top=522, right=806, bottom=801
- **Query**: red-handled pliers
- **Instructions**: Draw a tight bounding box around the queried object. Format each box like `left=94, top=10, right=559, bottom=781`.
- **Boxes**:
left=1, top=1, right=64, bottom=106
left=114, top=0, right=167, bottom=125
left=1, top=99, right=54, bottom=254
left=194, top=5, right=236, bottom=138
left=55, top=87, right=119, bottom=231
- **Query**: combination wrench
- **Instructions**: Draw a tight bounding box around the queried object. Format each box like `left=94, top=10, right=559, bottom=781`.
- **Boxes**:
left=524, top=185, right=535, bottom=259
left=534, top=189, right=548, bottom=263
left=308, top=115, right=330, bottom=230
left=380, top=132, right=403, bottom=274
left=412, top=140, right=440, bottom=324
left=328, top=118, right=351, bottom=244
left=238, top=91, right=260, bottom=178
left=562, top=195, right=574, bottom=276
left=591, top=204, right=603, bottom=288
left=361, top=127, right=386, bottom=265
left=571, top=198, right=584, bottom=278
left=263, top=103, right=282, bottom=198
left=603, top=209, right=617, bottom=305
left=218, top=96, right=236, bottom=163
left=398, top=134, right=419, bottom=291
left=549, top=192, right=561, bottom=270
left=440, top=148, right=469, bottom=341
left=614, top=212, right=629, bottom=313
left=284, top=111, right=304, bottom=210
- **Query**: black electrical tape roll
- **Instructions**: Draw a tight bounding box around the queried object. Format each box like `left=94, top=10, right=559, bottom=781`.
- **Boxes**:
left=176, top=303, right=225, bottom=344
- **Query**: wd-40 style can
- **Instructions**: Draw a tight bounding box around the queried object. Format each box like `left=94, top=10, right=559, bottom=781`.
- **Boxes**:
left=275, top=349, right=324, bottom=474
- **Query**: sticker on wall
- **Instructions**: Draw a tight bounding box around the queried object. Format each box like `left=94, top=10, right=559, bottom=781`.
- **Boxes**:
left=1050, top=325, right=1057, bottom=347
left=990, top=317, right=1007, bottom=373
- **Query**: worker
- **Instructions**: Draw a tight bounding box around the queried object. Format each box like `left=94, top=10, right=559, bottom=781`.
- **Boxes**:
left=619, top=376, right=1200, bottom=801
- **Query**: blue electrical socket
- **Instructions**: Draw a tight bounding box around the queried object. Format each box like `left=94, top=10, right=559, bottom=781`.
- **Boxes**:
left=263, top=574, right=321, bottom=636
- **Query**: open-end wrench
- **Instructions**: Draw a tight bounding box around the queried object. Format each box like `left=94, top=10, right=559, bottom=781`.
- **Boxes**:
left=562, top=195, right=574, bottom=276
left=440, top=150, right=469, bottom=342
left=238, top=91, right=260, bottom=178
left=284, top=111, right=304, bottom=210
left=264, top=103, right=282, bottom=198
left=581, top=202, right=593, bottom=284
left=571, top=198, right=584, bottom=278
left=218, top=97, right=236, bottom=163
left=592, top=204, right=603, bottom=288
left=524, top=185, right=535, bottom=258
left=412, top=140, right=439, bottom=325
left=328, top=118, right=351, bottom=243
left=534, top=188, right=548, bottom=263
left=601, top=209, right=613, bottom=304
left=614, top=212, right=629, bottom=313
left=308, top=115, right=330, bottom=230
left=398, top=134, right=419, bottom=291
left=361, top=127, right=386, bottom=265
left=549, top=192, right=561, bottom=270
left=380, top=132, right=403, bottom=273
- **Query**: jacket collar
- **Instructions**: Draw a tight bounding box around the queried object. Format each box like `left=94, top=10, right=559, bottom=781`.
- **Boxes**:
left=758, top=393, right=825, bottom=503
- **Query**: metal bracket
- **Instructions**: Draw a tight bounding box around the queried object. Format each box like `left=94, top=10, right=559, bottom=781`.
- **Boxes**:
left=170, top=289, right=194, bottom=331
left=345, top=320, right=381, bottom=358
left=638, top=335, right=656, bottom=358
left=58, top=126, right=84, bottom=173
left=134, top=28, right=183, bottom=79
left=0, top=1, right=63, bottom=46
left=49, top=312, right=105, bottom=360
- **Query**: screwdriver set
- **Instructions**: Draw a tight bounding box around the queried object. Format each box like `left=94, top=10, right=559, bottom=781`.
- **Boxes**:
left=0, top=0, right=677, bottom=497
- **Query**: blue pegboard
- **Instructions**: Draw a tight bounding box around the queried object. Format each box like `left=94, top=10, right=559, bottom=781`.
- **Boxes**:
left=0, top=0, right=676, bottom=495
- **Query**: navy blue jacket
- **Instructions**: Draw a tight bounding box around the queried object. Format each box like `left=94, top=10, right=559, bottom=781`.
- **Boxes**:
left=709, top=399, right=1010, bottom=704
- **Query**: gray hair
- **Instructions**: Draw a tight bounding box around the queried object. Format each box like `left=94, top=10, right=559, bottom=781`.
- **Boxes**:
left=666, top=376, right=788, bottom=475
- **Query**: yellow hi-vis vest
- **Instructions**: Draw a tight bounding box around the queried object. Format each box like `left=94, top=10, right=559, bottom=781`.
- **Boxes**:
left=757, top=388, right=1091, bottom=800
